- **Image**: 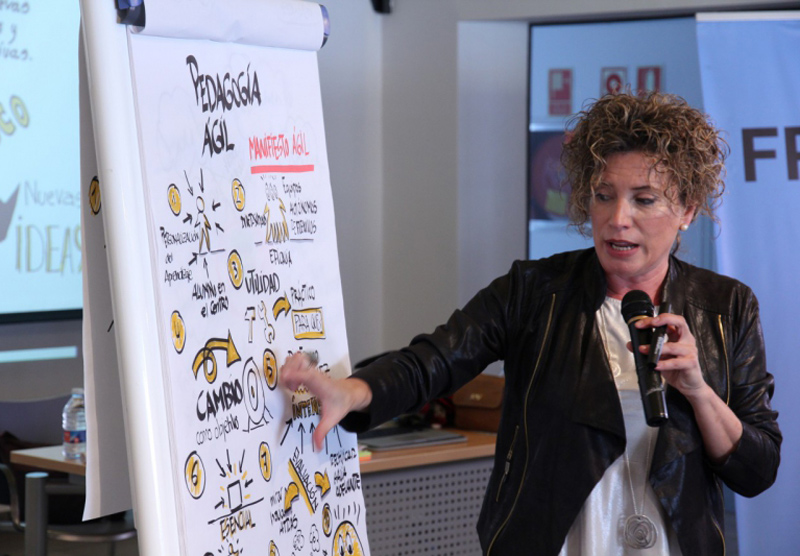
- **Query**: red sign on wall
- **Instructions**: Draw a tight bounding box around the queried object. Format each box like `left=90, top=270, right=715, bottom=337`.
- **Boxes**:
left=548, top=69, right=572, bottom=116
left=637, top=66, right=663, bottom=94
left=601, top=67, right=627, bottom=96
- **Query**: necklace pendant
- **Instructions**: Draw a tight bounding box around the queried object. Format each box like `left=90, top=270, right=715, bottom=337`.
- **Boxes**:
left=624, top=514, right=657, bottom=549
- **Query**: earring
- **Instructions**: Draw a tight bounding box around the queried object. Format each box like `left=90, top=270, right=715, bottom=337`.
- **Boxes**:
left=680, top=224, right=689, bottom=232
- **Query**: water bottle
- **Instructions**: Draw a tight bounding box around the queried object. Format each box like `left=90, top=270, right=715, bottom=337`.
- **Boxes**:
left=62, top=387, right=86, bottom=460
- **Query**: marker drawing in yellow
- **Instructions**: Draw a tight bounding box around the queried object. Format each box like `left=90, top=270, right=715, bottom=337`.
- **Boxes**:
left=168, top=183, right=181, bottom=216
left=192, top=331, right=241, bottom=384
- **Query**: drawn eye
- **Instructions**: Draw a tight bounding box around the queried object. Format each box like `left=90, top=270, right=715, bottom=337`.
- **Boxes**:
left=346, top=532, right=354, bottom=554
left=338, top=534, right=345, bottom=556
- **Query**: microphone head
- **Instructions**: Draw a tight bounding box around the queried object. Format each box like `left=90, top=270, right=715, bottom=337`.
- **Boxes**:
left=621, top=290, right=654, bottom=324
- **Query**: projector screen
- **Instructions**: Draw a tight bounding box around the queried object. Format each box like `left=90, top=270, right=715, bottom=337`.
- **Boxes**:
left=0, top=1, right=82, bottom=322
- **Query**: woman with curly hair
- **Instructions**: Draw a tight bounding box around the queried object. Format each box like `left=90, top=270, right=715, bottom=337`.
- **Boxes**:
left=281, top=92, right=781, bottom=555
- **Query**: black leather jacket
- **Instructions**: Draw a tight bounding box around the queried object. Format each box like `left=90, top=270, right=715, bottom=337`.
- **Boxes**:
left=343, top=249, right=781, bottom=555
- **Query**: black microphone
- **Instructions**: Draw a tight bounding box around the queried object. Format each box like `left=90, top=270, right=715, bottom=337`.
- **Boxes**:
left=621, top=290, right=669, bottom=427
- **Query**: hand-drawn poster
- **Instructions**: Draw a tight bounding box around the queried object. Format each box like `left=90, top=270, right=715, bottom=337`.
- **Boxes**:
left=125, top=12, right=370, bottom=556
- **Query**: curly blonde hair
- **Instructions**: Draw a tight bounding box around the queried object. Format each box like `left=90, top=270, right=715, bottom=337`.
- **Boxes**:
left=562, top=92, right=728, bottom=235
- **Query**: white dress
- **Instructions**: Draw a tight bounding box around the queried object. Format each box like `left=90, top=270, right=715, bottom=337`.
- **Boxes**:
left=558, top=297, right=683, bottom=556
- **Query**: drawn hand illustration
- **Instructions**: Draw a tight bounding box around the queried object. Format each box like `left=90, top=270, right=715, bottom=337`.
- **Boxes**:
left=264, top=195, right=289, bottom=244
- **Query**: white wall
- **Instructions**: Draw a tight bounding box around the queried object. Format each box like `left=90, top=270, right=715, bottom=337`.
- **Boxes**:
left=318, top=0, right=795, bottom=360
left=457, top=21, right=529, bottom=306
left=317, top=2, right=385, bottom=364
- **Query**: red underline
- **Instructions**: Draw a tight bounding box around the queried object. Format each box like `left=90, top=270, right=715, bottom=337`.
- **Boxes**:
left=251, top=164, right=315, bottom=174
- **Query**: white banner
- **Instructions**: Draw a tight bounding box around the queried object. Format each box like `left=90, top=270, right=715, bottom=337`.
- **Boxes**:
left=698, top=13, right=800, bottom=556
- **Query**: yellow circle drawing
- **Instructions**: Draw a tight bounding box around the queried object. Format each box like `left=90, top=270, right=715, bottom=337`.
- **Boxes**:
left=170, top=311, right=186, bottom=354
left=168, top=183, right=181, bottom=215
left=232, top=178, right=246, bottom=212
left=228, top=250, right=244, bottom=290
left=263, top=349, right=278, bottom=390
left=333, top=521, right=364, bottom=556
left=322, top=503, right=332, bottom=537
left=258, top=442, right=272, bottom=482
left=89, top=177, right=102, bottom=215
left=269, top=540, right=279, bottom=556
left=184, top=451, right=205, bottom=499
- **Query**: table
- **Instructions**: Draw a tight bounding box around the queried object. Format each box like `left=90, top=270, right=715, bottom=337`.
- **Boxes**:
left=10, top=446, right=86, bottom=556
left=359, top=428, right=496, bottom=473
left=10, top=446, right=85, bottom=476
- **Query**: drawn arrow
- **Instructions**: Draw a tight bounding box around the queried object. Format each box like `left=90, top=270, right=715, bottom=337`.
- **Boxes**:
left=215, top=222, right=224, bottom=233
left=203, top=258, right=209, bottom=278
left=189, top=252, right=198, bottom=266
left=334, top=425, right=342, bottom=449
left=212, top=200, right=221, bottom=211
left=280, top=418, right=294, bottom=446
left=273, top=294, right=292, bottom=320
left=184, top=169, right=194, bottom=196
left=183, top=213, right=193, bottom=224
left=284, top=481, right=300, bottom=512
left=287, top=459, right=315, bottom=515
left=298, top=423, right=306, bottom=454
left=315, top=471, right=331, bottom=497
left=192, top=331, right=241, bottom=383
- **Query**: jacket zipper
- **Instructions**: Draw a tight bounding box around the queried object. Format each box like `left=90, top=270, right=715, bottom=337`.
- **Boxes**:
left=495, top=425, right=519, bottom=502
left=717, top=315, right=731, bottom=405
left=487, top=293, right=556, bottom=556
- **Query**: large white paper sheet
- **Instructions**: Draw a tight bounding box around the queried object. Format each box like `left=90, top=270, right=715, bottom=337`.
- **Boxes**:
left=125, top=24, right=369, bottom=555
left=80, top=96, right=133, bottom=518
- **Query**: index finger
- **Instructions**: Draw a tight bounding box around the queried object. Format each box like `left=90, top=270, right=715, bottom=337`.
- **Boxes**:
left=647, top=312, right=688, bottom=330
left=279, top=352, right=318, bottom=391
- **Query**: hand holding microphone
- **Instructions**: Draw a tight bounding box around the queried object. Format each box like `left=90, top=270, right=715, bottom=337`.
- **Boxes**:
left=621, top=290, right=669, bottom=427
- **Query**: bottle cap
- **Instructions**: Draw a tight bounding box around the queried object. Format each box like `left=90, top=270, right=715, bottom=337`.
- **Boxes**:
left=71, top=387, right=84, bottom=395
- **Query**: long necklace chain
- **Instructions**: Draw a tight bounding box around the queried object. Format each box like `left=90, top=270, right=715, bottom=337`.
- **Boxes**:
left=622, top=428, right=657, bottom=549
left=598, top=299, right=658, bottom=549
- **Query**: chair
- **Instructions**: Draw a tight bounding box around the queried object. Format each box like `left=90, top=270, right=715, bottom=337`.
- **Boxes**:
left=0, top=462, right=136, bottom=555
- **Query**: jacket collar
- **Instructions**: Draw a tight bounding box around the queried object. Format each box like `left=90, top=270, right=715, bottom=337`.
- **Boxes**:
left=572, top=251, right=701, bottom=467
left=570, top=250, right=625, bottom=439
